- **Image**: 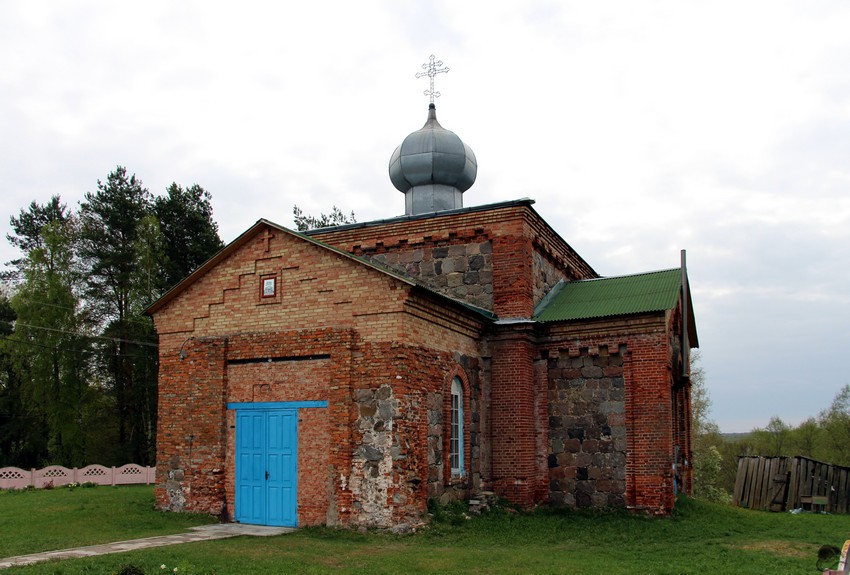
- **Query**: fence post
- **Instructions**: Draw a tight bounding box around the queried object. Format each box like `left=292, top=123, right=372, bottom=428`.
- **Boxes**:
left=111, top=467, right=116, bottom=486
left=30, top=468, right=35, bottom=489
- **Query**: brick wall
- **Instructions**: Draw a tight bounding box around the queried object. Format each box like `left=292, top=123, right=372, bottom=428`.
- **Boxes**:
left=151, top=224, right=488, bottom=527
left=155, top=337, right=228, bottom=516
left=225, top=356, right=332, bottom=526
left=668, top=305, right=694, bottom=495
left=215, top=328, right=361, bottom=527
left=151, top=228, right=410, bottom=338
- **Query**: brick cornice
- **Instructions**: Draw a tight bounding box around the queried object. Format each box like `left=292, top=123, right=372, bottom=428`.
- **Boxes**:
left=539, top=313, right=668, bottom=343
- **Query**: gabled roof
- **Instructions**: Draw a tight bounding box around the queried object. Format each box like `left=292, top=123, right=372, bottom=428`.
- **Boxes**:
left=533, top=268, right=698, bottom=346
left=144, top=218, right=494, bottom=321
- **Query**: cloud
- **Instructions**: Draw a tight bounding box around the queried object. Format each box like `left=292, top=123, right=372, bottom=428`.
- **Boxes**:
left=2, top=1, right=850, bottom=432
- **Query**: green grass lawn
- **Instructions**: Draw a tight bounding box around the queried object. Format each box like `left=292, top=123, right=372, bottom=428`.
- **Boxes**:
left=0, top=485, right=215, bottom=558
left=2, top=487, right=849, bottom=574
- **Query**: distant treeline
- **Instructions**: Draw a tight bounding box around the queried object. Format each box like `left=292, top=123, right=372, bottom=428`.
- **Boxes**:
left=695, top=384, right=850, bottom=499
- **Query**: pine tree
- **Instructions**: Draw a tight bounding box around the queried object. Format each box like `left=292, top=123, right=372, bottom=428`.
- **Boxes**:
left=155, top=183, right=224, bottom=288
left=78, top=166, right=155, bottom=463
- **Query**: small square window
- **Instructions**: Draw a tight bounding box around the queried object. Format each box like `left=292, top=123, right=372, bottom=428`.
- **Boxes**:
left=261, top=277, right=276, bottom=298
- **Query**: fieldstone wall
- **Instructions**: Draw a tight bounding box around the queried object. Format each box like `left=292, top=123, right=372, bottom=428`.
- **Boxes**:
left=547, top=347, right=627, bottom=508
left=533, top=249, right=568, bottom=307
left=350, top=383, right=401, bottom=527
left=344, top=344, right=484, bottom=528
left=369, top=241, right=493, bottom=310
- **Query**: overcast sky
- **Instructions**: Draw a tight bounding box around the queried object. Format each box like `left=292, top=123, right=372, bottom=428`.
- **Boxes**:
left=2, top=1, right=849, bottom=432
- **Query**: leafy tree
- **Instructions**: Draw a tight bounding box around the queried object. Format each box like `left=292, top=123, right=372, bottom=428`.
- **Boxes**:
left=690, top=351, right=716, bottom=438
left=819, top=384, right=850, bottom=465
left=292, top=205, right=356, bottom=231
left=750, top=416, right=791, bottom=457
left=788, top=417, right=821, bottom=458
left=693, top=444, right=728, bottom=503
left=0, top=293, right=41, bottom=467
left=3, top=198, right=80, bottom=466
left=154, top=183, right=224, bottom=288
left=689, top=351, right=730, bottom=502
left=125, top=214, right=167, bottom=462
left=10, top=217, right=94, bottom=465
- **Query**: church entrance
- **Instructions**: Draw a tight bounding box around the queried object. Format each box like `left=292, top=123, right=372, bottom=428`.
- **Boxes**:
left=234, top=408, right=298, bottom=527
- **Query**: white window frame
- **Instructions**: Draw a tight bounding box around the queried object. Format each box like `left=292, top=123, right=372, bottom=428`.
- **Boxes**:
left=450, top=376, right=464, bottom=477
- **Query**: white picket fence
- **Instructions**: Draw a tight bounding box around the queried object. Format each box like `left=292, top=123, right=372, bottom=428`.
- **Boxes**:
left=0, top=464, right=155, bottom=489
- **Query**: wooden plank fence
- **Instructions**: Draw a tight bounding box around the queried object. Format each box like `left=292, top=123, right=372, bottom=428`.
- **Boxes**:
left=734, top=456, right=850, bottom=513
left=0, top=464, right=155, bottom=490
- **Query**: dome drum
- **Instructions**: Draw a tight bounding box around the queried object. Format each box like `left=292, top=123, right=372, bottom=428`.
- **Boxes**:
left=404, top=184, right=464, bottom=215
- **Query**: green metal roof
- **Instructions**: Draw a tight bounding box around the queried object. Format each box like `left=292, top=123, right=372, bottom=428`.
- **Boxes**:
left=534, top=268, right=683, bottom=322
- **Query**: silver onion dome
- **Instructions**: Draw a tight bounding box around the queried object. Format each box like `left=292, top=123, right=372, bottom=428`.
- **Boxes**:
left=389, top=103, right=477, bottom=215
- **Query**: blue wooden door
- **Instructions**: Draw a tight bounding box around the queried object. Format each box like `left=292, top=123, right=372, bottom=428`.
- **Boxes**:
left=235, top=409, right=297, bottom=526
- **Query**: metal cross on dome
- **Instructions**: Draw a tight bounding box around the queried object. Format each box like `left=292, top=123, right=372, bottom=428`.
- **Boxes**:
left=416, top=54, right=449, bottom=104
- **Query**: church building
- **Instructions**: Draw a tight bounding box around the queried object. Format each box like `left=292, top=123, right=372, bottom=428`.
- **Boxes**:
left=147, top=87, right=698, bottom=528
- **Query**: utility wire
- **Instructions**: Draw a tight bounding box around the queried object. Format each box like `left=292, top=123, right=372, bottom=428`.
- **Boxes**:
left=12, top=300, right=80, bottom=313
left=0, top=334, right=151, bottom=359
left=0, top=320, right=158, bottom=348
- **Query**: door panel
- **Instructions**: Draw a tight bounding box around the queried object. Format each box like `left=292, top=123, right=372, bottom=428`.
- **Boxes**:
left=267, top=411, right=297, bottom=526
left=235, top=409, right=297, bottom=526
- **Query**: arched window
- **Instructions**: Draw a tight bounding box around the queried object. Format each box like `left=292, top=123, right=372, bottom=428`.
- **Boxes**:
left=450, top=376, right=464, bottom=476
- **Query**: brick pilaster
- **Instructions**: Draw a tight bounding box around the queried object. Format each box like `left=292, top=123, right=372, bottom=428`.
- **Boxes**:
left=492, top=235, right=535, bottom=318
left=624, top=336, right=675, bottom=513
left=489, top=322, right=537, bottom=506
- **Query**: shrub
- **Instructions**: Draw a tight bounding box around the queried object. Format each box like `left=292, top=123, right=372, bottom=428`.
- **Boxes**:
left=428, top=498, right=471, bottom=526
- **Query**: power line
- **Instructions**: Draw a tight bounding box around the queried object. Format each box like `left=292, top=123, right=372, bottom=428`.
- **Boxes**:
left=0, top=320, right=158, bottom=348
left=0, top=334, right=79, bottom=354
left=13, top=300, right=81, bottom=314
left=0, top=334, right=152, bottom=359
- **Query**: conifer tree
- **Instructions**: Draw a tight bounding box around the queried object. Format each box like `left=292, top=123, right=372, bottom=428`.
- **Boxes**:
left=155, top=183, right=224, bottom=288
left=78, top=166, right=155, bottom=463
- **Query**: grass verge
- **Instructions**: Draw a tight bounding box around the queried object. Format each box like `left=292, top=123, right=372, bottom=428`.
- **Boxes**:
left=0, top=485, right=214, bottom=558
left=2, top=490, right=849, bottom=574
